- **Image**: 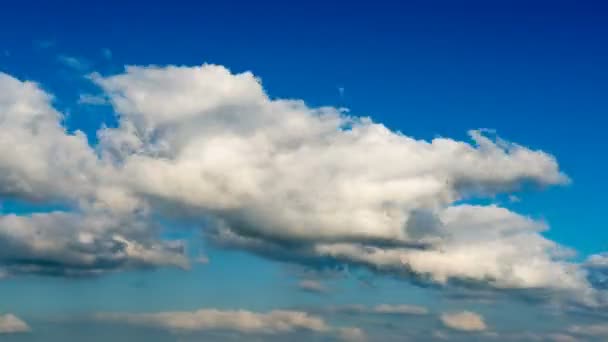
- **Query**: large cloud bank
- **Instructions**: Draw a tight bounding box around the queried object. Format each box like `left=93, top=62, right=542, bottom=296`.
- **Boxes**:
left=0, top=64, right=604, bottom=305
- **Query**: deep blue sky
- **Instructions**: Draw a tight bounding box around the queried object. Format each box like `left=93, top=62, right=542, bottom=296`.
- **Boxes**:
left=1, top=1, right=607, bottom=341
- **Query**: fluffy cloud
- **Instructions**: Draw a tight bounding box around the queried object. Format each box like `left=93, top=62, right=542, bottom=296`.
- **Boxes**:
left=0, top=72, right=100, bottom=203
left=0, top=64, right=604, bottom=306
left=440, top=311, right=487, bottom=332
left=0, top=72, right=185, bottom=277
left=0, top=313, right=30, bottom=334
left=0, top=211, right=187, bottom=277
left=87, top=64, right=595, bottom=301
left=97, top=308, right=363, bottom=341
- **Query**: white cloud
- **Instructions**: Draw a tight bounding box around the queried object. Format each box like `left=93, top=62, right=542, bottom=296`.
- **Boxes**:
left=0, top=72, right=185, bottom=277
left=0, top=64, right=604, bottom=306
left=586, top=253, right=608, bottom=267
left=440, top=311, right=487, bottom=332
left=568, top=323, right=608, bottom=337
left=97, top=308, right=362, bottom=340
left=195, top=255, right=210, bottom=264
left=86, top=64, right=594, bottom=302
left=297, top=280, right=328, bottom=294
left=0, top=314, right=30, bottom=334
left=0, top=212, right=188, bottom=276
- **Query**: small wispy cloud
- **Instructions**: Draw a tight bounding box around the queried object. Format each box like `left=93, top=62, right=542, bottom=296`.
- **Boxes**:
left=78, top=93, right=109, bottom=105
left=330, top=304, right=429, bottom=316
left=195, top=255, right=210, bottom=264
left=57, top=54, right=89, bottom=70
left=102, top=48, right=112, bottom=60
left=297, top=280, right=328, bottom=294
left=33, top=40, right=54, bottom=49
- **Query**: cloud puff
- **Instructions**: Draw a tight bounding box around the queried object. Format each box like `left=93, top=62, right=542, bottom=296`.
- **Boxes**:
left=0, top=72, right=100, bottom=203
left=0, top=313, right=30, bottom=334
left=96, top=308, right=362, bottom=341
left=440, top=311, right=487, bottom=332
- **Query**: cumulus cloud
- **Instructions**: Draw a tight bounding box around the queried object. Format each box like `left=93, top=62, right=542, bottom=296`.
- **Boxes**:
left=0, top=72, right=186, bottom=277
left=0, top=63, right=604, bottom=306
left=0, top=313, right=30, bottom=334
left=440, top=311, right=487, bottom=332
left=0, top=211, right=188, bottom=277
left=86, top=64, right=596, bottom=302
left=96, top=308, right=362, bottom=341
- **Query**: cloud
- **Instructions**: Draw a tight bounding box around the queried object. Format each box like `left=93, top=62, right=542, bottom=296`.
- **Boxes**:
left=0, top=212, right=188, bottom=277
left=330, top=304, right=428, bottom=316
left=568, top=323, right=608, bottom=337
left=440, top=311, right=487, bottom=332
left=0, top=314, right=30, bottom=334
left=585, top=253, right=608, bottom=290
left=78, top=93, right=109, bottom=105
left=96, top=308, right=363, bottom=341
left=33, top=40, right=54, bottom=49
left=102, top=48, right=112, bottom=60
left=195, top=255, right=210, bottom=264
left=57, top=54, right=89, bottom=70
left=0, top=64, right=604, bottom=307
left=0, top=72, right=186, bottom=277
left=87, top=64, right=595, bottom=302
left=297, top=280, right=328, bottom=294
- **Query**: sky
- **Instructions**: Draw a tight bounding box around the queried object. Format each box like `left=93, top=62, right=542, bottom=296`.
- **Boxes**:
left=0, top=1, right=607, bottom=341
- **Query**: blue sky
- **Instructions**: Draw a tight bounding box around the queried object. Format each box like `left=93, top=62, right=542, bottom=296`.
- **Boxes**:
left=0, top=1, right=607, bottom=341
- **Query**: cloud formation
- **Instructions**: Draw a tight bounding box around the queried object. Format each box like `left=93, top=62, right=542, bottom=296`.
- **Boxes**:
left=0, top=72, right=186, bottom=277
left=97, top=308, right=363, bottom=341
left=0, top=64, right=605, bottom=307
left=440, top=311, right=487, bottom=332
left=0, top=313, right=30, bottom=334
